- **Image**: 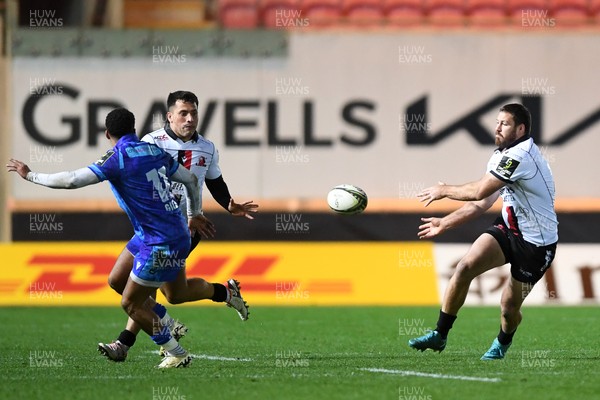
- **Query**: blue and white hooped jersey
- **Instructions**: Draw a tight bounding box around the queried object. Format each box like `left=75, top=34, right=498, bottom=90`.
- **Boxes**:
left=88, top=133, right=190, bottom=246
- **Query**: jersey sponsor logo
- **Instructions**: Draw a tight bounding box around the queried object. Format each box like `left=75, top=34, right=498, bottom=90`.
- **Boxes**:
left=499, top=187, right=515, bottom=202
left=125, top=144, right=161, bottom=158
left=94, top=150, right=115, bottom=166
left=499, top=186, right=515, bottom=194
left=496, top=156, right=520, bottom=180
left=155, top=134, right=169, bottom=141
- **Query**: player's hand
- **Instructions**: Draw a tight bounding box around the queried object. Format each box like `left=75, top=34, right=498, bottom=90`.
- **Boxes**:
left=188, top=214, right=216, bottom=239
left=228, top=199, right=258, bottom=220
left=417, top=182, right=446, bottom=207
left=417, top=217, right=445, bottom=239
left=6, top=158, right=31, bottom=179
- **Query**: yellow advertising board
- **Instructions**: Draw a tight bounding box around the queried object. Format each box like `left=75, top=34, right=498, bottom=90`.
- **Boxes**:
left=0, top=242, right=438, bottom=306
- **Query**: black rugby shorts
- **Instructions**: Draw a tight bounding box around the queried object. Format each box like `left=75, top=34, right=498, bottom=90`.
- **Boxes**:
left=486, top=217, right=557, bottom=284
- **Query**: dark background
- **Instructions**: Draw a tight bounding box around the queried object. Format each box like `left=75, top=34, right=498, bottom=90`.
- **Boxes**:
left=13, top=211, right=592, bottom=243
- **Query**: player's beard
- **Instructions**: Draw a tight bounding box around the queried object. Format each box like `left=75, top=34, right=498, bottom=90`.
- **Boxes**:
left=495, top=130, right=517, bottom=149
left=495, top=135, right=503, bottom=148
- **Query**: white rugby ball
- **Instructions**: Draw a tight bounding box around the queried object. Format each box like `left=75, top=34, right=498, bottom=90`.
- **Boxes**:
left=327, top=184, right=368, bottom=215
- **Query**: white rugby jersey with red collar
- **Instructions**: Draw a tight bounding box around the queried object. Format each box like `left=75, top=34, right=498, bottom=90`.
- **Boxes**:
left=487, top=135, right=558, bottom=246
left=141, top=125, right=222, bottom=213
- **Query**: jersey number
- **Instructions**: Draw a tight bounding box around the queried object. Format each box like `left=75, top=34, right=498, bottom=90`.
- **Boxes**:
left=146, top=167, right=171, bottom=203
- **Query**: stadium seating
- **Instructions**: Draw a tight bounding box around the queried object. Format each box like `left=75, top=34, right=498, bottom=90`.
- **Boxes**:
left=342, top=0, right=386, bottom=26
left=592, top=0, right=600, bottom=22
left=261, top=0, right=304, bottom=28
left=425, top=0, right=467, bottom=26
left=384, top=0, right=426, bottom=26
left=466, top=0, right=508, bottom=26
left=216, top=0, right=600, bottom=27
left=219, top=0, right=260, bottom=28
left=300, top=0, right=343, bottom=26
left=507, top=0, right=551, bottom=26
left=551, top=0, right=590, bottom=26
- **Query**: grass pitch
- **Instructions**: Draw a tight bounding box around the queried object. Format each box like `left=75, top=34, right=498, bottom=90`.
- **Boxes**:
left=1, top=306, right=598, bottom=400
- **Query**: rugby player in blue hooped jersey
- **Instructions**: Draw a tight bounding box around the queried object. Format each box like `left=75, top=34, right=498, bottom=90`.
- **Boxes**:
left=97, top=91, right=256, bottom=364
left=7, top=108, right=226, bottom=368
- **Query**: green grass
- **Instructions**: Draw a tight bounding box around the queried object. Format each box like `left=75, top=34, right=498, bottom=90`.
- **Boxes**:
left=1, top=306, right=598, bottom=400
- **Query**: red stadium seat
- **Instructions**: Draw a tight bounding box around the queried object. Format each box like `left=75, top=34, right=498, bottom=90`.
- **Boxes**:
left=549, top=0, right=590, bottom=26
left=261, top=0, right=304, bottom=28
left=342, top=0, right=385, bottom=26
left=219, top=0, right=260, bottom=28
left=300, top=0, right=343, bottom=26
left=591, top=0, right=600, bottom=22
left=384, top=0, right=426, bottom=26
left=507, top=0, right=552, bottom=27
left=425, top=0, right=467, bottom=26
left=466, top=0, right=507, bottom=26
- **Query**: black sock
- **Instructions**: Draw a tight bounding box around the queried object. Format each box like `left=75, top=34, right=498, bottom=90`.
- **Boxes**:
left=117, top=329, right=137, bottom=348
left=497, top=327, right=516, bottom=345
left=435, top=310, right=457, bottom=339
left=211, top=283, right=227, bottom=302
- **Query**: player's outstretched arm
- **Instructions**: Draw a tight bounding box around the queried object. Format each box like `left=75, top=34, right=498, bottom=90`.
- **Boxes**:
left=205, top=175, right=259, bottom=219
left=6, top=158, right=99, bottom=189
left=417, top=192, right=499, bottom=240
left=228, top=199, right=258, bottom=220
left=417, top=173, right=505, bottom=207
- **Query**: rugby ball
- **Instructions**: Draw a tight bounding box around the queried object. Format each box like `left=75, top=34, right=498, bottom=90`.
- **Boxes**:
left=327, top=184, right=368, bottom=215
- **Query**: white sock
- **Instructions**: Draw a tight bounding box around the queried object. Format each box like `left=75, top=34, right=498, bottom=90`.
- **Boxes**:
left=161, top=312, right=175, bottom=328
left=161, top=338, right=187, bottom=356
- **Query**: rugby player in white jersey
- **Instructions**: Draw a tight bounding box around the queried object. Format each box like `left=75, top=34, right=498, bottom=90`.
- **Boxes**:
left=408, top=103, right=558, bottom=360
left=98, top=91, right=258, bottom=362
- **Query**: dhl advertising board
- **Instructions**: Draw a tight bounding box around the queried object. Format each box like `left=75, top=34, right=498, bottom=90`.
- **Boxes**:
left=0, top=242, right=438, bottom=306
left=3, top=242, right=599, bottom=306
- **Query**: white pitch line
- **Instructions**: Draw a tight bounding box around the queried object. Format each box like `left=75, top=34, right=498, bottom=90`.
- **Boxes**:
left=360, top=368, right=501, bottom=383
left=189, top=353, right=253, bottom=362
left=145, top=350, right=252, bottom=362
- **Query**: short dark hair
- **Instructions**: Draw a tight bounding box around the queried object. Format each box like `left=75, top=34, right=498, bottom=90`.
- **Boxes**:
left=167, top=91, right=199, bottom=109
left=105, top=108, right=135, bottom=138
left=499, top=103, right=531, bottom=136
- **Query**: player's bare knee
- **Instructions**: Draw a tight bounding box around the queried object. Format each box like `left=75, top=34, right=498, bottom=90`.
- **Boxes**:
left=108, top=276, right=124, bottom=295
left=454, top=259, right=478, bottom=283
left=120, top=298, right=131, bottom=314
left=120, top=297, right=137, bottom=316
